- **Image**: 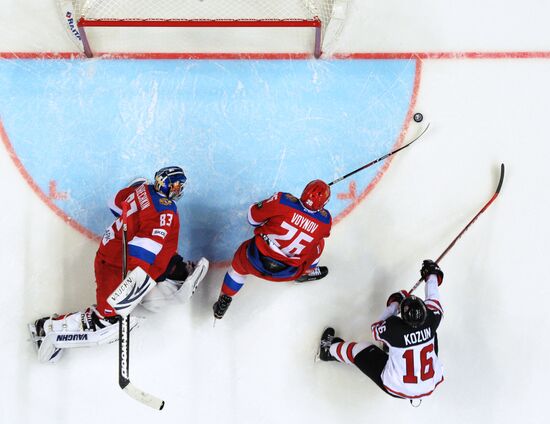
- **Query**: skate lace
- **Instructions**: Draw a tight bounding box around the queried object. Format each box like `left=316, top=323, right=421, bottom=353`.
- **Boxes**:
left=218, top=295, right=232, bottom=311
left=309, top=267, right=321, bottom=276
left=320, top=334, right=334, bottom=349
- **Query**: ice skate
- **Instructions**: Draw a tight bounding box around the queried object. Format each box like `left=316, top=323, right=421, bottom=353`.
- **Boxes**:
left=317, top=327, right=344, bottom=362
left=295, top=266, right=328, bottom=283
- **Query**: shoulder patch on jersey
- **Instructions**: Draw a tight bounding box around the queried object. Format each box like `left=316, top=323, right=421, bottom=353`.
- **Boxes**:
left=320, top=209, right=328, bottom=217
left=284, top=193, right=298, bottom=203
left=147, top=185, right=178, bottom=213
left=256, top=201, right=263, bottom=208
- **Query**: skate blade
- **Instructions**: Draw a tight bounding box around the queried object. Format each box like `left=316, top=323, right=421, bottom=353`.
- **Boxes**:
left=313, top=348, right=321, bottom=363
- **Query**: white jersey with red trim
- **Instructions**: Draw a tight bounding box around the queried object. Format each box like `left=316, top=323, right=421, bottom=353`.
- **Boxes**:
left=372, top=276, right=444, bottom=399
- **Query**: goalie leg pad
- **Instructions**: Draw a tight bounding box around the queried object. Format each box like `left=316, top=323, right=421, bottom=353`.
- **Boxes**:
left=30, top=307, right=140, bottom=363
left=140, top=257, right=209, bottom=313
left=107, top=266, right=156, bottom=317
left=178, top=257, right=209, bottom=299
left=140, top=280, right=180, bottom=313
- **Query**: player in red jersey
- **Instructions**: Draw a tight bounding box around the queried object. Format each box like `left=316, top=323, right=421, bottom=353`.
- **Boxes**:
left=318, top=260, right=444, bottom=402
left=29, top=167, right=208, bottom=363
left=213, top=180, right=332, bottom=320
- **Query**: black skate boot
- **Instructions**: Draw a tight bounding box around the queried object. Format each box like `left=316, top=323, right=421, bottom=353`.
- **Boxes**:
left=319, top=327, right=344, bottom=361
left=295, top=266, right=329, bottom=283
left=213, top=294, right=233, bottom=320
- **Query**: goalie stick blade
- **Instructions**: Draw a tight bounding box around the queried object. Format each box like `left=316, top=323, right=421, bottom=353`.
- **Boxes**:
left=123, top=383, right=165, bottom=410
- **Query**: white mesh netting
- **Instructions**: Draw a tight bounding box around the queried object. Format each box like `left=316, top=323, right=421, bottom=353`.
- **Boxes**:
left=72, top=0, right=335, bottom=26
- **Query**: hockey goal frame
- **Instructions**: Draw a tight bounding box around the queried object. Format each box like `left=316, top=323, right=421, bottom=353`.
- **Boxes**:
left=77, top=17, right=323, bottom=59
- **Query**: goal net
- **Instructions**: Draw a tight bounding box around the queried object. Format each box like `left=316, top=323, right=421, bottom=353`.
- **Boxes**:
left=62, top=0, right=343, bottom=58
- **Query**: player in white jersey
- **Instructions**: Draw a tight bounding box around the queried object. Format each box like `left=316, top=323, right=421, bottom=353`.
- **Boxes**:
left=319, top=260, right=444, bottom=400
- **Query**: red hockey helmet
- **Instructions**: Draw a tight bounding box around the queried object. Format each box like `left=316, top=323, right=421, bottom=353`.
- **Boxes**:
left=300, top=180, right=331, bottom=211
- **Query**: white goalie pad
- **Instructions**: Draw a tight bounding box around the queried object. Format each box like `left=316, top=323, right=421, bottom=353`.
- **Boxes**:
left=108, top=267, right=157, bottom=317
left=29, top=310, right=140, bottom=364
left=182, top=257, right=209, bottom=298
left=140, top=257, right=209, bottom=313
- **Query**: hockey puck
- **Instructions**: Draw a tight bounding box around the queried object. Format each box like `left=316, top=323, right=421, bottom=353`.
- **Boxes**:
left=413, top=112, right=424, bottom=123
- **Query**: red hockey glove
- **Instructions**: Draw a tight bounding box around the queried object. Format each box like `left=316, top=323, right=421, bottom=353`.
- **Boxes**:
left=386, top=290, right=409, bottom=306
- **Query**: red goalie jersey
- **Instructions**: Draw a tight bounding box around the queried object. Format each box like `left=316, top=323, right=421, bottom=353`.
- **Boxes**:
left=98, top=182, right=180, bottom=279
left=247, top=192, right=332, bottom=269
left=95, top=182, right=180, bottom=316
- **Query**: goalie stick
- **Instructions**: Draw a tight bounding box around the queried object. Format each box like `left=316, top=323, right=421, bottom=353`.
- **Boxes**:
left=409, top=163, right=505, bottom=294
left=118, top=201, right=165, bottom=410
left=328, top=123, right=431, bottom=186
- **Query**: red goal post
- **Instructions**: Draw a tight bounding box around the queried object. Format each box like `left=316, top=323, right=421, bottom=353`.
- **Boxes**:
left=62, top=0, right=342, bottom=58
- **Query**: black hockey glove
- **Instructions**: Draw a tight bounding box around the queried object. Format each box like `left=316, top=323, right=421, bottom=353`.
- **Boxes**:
left=420, top=259, right=444, bottom=285
left=386, top=290, right=409, bottom=306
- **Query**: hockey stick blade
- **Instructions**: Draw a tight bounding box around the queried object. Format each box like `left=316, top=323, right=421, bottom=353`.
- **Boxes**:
left=409, top=163, right=505, bottom=293
left=123, top=382, right=165, bottom=410
left=329, top=123, right=431, bottom=186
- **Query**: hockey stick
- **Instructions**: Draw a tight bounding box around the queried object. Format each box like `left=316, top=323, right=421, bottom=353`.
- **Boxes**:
left=328, top=123, right=431, bottom=186
left=118, top=201, right=165, bottom=410
left=409, top=163, right=505, bottom=294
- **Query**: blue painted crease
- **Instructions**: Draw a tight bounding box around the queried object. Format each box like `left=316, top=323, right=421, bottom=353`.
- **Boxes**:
left=0, top=59, right=415, bottom=261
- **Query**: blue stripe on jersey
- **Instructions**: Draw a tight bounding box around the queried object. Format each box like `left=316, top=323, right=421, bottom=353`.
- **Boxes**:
left=128, top=244, right=157, bottom=265
left=246, top=240, right=299, bottom=279
left=278, top=192, right=331, bottom=224
left=223, top=272, right=244, bottom=293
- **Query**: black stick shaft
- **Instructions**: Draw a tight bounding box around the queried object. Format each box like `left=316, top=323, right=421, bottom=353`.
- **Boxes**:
left=329, top=123, right=430, bottom=186
left=119, top=201, right=130, bottom=388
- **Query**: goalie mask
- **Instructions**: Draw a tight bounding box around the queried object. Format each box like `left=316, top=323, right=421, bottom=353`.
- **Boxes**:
left=400, top=296, right=427, bottom=328
left=300, top=179, right=331, bottom=212
left=154, top=166, right=187, bottom=201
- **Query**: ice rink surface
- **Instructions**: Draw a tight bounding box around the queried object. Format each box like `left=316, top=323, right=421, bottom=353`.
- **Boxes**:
left=1, top=1, right=549, bottom=423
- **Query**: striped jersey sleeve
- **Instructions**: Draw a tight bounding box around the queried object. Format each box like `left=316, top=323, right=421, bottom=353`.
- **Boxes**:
left=424, top=274, right=444, bottom=316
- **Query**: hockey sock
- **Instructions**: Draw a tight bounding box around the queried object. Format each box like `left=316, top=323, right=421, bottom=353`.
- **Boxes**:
left=330, top=342, right=372, bottom=364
